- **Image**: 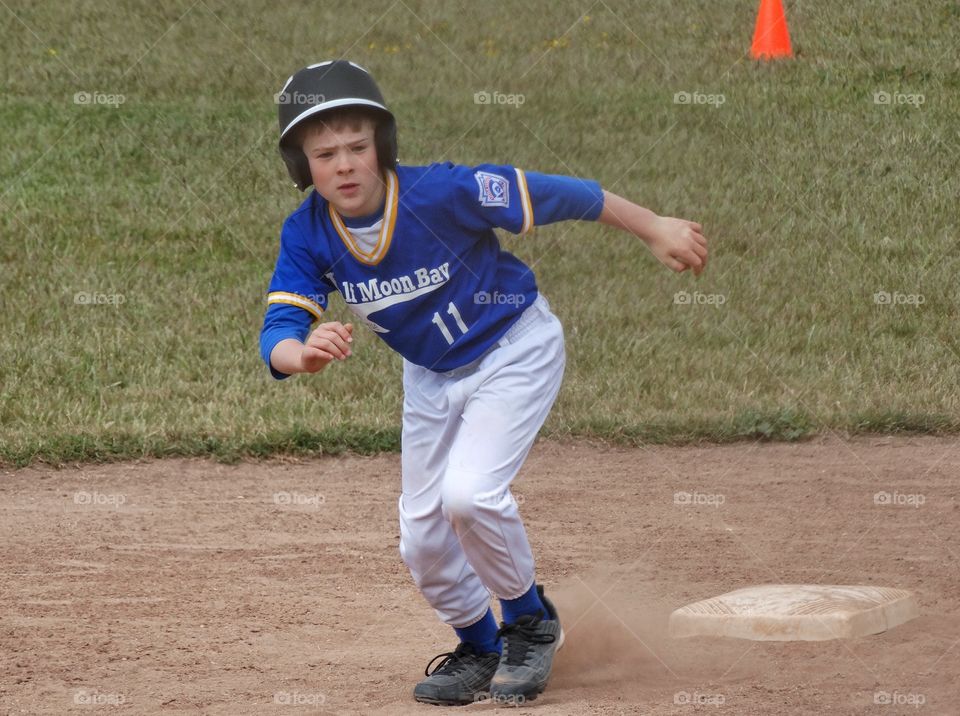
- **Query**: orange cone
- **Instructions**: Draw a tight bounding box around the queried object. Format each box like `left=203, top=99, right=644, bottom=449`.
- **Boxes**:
left=751, top=0, right=793, bottom=59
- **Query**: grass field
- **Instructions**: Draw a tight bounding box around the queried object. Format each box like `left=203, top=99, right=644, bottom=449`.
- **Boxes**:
left=2, top=1, right=959, bottom=466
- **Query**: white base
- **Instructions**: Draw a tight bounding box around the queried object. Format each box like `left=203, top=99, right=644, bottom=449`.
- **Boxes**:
left=669, top=585, right=919, bottom=641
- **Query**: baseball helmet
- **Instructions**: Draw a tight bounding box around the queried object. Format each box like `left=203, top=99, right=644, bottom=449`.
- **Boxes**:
left=277, top=60, right=397, bottom=191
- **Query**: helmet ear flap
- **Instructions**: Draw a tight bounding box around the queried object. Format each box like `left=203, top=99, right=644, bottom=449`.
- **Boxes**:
left=292, top=153, right=312, bottom=191
left=375, top=116, right=398, bottom=170
left=280, top=143, right=313, bottom=191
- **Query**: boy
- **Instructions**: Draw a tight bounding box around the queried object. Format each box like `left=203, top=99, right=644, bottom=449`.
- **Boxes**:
left=260, top=61, right=707, bottom=706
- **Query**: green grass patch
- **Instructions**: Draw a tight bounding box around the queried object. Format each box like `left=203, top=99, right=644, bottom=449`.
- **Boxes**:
left=2, top=0, right=958, bottom=466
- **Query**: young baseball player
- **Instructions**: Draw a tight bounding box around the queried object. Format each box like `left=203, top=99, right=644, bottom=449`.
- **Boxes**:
left=260, top=61, right=707, bottom=706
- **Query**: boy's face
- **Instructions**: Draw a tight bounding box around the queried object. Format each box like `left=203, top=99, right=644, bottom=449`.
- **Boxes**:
left=302, top=119, right=385, bottom=218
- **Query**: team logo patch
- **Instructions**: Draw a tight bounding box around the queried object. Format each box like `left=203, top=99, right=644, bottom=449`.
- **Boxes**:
left=474, top=170, right=510, bottom=208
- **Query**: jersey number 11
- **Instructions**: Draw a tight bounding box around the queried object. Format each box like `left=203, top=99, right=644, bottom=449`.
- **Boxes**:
left=431, top=302, right=469, bottom=344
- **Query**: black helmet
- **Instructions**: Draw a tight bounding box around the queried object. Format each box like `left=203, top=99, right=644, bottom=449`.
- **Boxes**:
left=276, top=60, right=398, bottom=191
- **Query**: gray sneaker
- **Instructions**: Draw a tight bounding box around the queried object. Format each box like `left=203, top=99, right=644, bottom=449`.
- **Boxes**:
left=413, top=641, right=500, bottom=706
left=489, top=586, right=565, bottom=704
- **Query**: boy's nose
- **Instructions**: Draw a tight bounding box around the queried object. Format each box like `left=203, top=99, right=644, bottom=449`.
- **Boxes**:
left=336, top=152, right=354, bottom=174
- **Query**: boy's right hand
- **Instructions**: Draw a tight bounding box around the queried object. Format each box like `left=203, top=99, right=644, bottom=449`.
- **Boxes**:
left=301, top=322, right=353, bottom=373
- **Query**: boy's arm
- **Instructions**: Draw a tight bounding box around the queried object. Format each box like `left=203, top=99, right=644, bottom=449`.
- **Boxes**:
left=260, top=302, right=354, bottom=378
left=447, top=164, right=707, bottom=275
left=269, top=324, right=354, bottom=376
left=597, top=190, right=708, bottom=276
left=260, top=215, right=355, bottom=379
left=520, top=172, right=708, bottom=275
left=269, top=339, right=307, bottom=375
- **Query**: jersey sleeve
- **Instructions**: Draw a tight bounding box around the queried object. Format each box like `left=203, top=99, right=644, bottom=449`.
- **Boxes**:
left=259, top=216, right=334, bottom=380
left=266, top=216, right=333, bottom=319
left=523, top=171, right=605, bottom=225
left=449, top=163, right=605, bottom=235
left=259, top=303, right=314, bottom=380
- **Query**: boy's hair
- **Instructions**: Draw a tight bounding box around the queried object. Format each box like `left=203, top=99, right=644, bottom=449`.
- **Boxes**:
left=277, top=60, right=398, bottom=191
left=293, top=106, right=383, bottom=150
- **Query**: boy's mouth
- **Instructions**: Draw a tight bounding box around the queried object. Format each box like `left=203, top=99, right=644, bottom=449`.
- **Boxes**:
left=338, top=182, right=359, bottom=194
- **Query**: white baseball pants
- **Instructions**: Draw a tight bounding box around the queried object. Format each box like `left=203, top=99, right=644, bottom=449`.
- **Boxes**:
left=398, top=294, right=565, bottom=628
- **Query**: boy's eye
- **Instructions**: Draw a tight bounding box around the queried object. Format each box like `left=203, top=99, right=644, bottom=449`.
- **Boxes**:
left=352, top=145, right=367, bottom=153
left=317, top=152, right=333, bottom=159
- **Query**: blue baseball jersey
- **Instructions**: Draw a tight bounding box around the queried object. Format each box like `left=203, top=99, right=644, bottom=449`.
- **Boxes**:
left=260, top=162, right=604, bottom=377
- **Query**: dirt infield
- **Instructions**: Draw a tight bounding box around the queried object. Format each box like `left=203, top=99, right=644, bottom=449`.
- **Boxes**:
left=2, top=436, right=958, bottom=715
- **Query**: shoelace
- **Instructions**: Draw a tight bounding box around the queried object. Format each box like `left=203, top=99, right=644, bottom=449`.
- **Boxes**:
left=495, top=610, right=556, bottom=666
left=424, top=642, right=478, bottom=677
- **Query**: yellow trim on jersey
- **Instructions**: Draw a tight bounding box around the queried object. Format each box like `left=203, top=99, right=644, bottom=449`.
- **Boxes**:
left=515, top=168, right=534, bottom=234
left=267, top=291, right=325, bottom=321
left=328, top=169, right=398, bottom=266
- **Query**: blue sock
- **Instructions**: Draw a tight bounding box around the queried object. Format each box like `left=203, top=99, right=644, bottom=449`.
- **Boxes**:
left=454, top=607, right=501, bottom=655
left=500, top=582, right=550, bottom=624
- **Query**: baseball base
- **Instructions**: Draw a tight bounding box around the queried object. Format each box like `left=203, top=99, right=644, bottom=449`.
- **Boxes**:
left=669, top=584, right=920, bottom=641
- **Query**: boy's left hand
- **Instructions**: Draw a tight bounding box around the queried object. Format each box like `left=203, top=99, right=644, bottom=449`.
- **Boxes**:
left=645, top=216, right=708, bottom=276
